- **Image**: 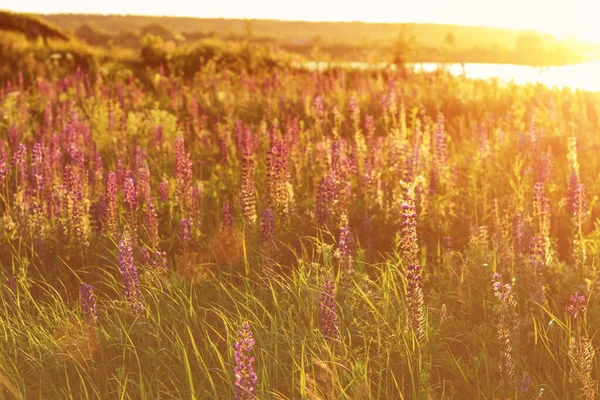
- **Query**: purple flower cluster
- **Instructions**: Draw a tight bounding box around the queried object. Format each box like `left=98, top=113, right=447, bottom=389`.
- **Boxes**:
left=118, top=231, right=143, bottom=314
left=158, top=179, right=169, bottom=202
left=406, top=263, right=425, bottom=341
left=572, top=183, right=587, bottom=228
left=0, top=142, right=9, bottom=184
left=123, top=175, right=138, bottom=213
left=260, top=208, right=274, bottom=246
left=435, top=113, right=447, bottom=169
left=337, top=218, right=353, bottom=266
left=315, top=174, right=334, bottom=225
left=320, top=278, right=340, bottom=342
left=12, top=143, right=28, bottom=189
left=265, top=141, right=291, bottom=216
left=241, top=150, right=257, bottom=224
left=153, top=250, right=168, bottom=270
left=532, top=182, right=550, bottom=235
left=174, top=136, right=193, bottom=210
left=492, top=273, right=512, bottom=302
left=233, top=322, right=257, bottom=400
left=400, top=198, right=419, bottom=265
left=137, top=166, right=151, bottom=206
left=105, top=172, right=118, bottom=236
left=80, top=282, right=98, bottom=323
left=180, top=219, right=191, bottom=253
left=568, top=292, right=586, bottom=319
left=222, top=199, right=234, bottom=229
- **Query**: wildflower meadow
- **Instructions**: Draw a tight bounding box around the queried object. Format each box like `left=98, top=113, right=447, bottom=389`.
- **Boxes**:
left=1, top=46, right=600, bottom=399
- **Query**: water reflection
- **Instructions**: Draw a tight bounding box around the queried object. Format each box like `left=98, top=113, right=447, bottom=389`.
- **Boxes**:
left=415, top=62, right=600, bottom=92
left=293, top=60, right=600, bottom=92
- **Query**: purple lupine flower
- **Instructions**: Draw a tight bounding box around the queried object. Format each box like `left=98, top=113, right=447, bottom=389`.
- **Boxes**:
left=222, top=199, right=234, bottom=229
left=174, top=136, right=193, bottom=210
left=568, top=170, right=579, bottom=215
left=123, top=176, right=138, bottom=213
left=572, top=182, right=587, bottom=270
left=330, top=139, right=343, bottom=174
left=573, top=183, right=587, bottom=229
left=568, top=292, right=586, bottom=319
left=140, top=247, right=151, bottom=265
left=31, top=142, right=44, bottom=191
left=158, top=179, right=169, bottom=202
left=233, top=322, right=257, bottom=400
left=265, top=140, right=291, bottom=216
left=532, top=182, right=550, bottom=234
left=400, top=198, right=419, bottom=265
left=406, top=263, right=425, bottom=341
left=315, top=174, right=333, bottom=225
left=260, top=208, right=275, bottom=247
left=12, top=143, right=27, bottom=189
left=492, top=273, right=512, bottom=301
left=0, top=142, right=10, bottom=185
left=118, top=231, right=143, bottom=314
left=180, top=219, right=191, bottom=253
left=105, top=172, right=118, bottom=236
left=80, top=282, right=98, bottom=323
left=320, top=278, right=340, bottom=342
left=153, top=250, right=168, bottom=270
left=137, top=166, right=151, bottom=206
left=241, top=150, right=257, bottom=224
left=71, top=183, right=88, bottom=247
left=63, top=165, right=77, bottom=194
left=337, top=219, right=353, bottom=262
left=435, top=113, right=447, bottom=169
left=190, top=184, right=202, bottom=224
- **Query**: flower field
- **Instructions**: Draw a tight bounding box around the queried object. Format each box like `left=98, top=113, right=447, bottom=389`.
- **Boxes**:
left=1, top=60, right=600, bottom=399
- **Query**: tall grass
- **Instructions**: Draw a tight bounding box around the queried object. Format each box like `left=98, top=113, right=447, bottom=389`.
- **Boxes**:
left=0, top=48, right=600, bottom=399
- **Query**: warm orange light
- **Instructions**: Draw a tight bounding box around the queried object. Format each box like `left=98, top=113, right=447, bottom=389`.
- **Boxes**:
left=4, top=0, right=600, bottom=43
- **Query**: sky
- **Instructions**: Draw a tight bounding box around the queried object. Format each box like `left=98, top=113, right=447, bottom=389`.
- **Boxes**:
left=4, top=0, right=599, bottom=42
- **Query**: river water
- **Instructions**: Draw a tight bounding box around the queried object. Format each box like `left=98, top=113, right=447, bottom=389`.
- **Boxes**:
left=293, top=60, right=600, bottom=92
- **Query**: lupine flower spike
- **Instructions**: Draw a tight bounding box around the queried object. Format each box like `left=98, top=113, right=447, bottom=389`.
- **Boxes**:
left=233, top=322, right=257, bottom=400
